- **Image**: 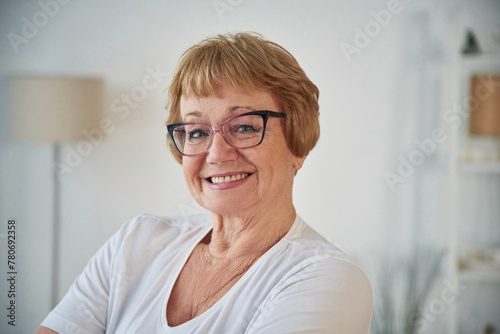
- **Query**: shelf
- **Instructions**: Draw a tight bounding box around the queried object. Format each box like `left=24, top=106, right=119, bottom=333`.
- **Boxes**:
left=458, top=269, right=500, bottom=284
left=458, top=161, right=500, bottom=173
left=461, top=53, right=500, bottom=67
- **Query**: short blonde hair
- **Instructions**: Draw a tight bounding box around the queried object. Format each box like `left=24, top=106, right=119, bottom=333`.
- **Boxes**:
left=166, top=32, right=320, bottom=163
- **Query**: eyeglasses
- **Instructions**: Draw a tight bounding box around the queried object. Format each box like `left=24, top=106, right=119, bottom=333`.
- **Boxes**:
left=167, top=110, right=286, bottom=156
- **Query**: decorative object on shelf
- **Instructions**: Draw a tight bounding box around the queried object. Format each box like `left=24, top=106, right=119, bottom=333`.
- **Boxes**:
left=462, top=29, right=481, bottom=55
left=458, top=245, right=500, bottom=272
left=462, top=73, right=500, bottom=163
left=469, top=75, right=500, bottom=137
left=7, top=75, right=105, bottom=307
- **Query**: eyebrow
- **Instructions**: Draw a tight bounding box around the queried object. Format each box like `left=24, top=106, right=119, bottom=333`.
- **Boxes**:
left=185, top=111, right=202, bottom=118
left=229, top=106, right=254, bottom=113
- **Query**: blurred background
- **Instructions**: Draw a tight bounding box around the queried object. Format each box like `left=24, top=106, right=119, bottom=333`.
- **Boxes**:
left=1, top=0, right=499, bottom=333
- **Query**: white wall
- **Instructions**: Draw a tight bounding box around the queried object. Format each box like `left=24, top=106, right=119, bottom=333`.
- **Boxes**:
left=1, top=0, right=499, bottom=333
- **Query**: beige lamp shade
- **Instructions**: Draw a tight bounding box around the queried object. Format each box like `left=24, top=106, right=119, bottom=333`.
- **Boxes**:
left=8, top=76, right=105, bottom=142
left=468, top=74, right=500, bottom=137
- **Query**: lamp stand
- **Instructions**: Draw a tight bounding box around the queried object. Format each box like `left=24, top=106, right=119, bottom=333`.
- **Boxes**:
left=51, top=143, right=61, bottom=308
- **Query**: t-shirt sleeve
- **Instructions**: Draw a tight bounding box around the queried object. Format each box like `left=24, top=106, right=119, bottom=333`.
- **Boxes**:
left=245, top=257, right=373, bottom=334
left=40, top=220, right=133, bottom=334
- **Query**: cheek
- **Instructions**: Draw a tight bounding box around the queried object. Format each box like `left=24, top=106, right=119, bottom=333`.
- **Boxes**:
left=182, top=158, right=201, bottom=183
left=255, top=148, right=295, bottom=181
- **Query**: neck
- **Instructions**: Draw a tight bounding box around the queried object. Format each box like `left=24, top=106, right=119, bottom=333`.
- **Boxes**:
left=207, top=204, right=296, bottom=259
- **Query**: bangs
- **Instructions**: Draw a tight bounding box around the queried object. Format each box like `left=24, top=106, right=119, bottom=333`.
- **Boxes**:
left=178, top=40, right=258, bottom=97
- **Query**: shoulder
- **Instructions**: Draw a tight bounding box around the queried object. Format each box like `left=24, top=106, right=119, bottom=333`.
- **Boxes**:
left=283, top=215, right=364, bottom=267
left=247, top=216, right=373, bottom=333
left=106, top=213, right=212, bottom=254
left=278, top=215, right=373, bottom=308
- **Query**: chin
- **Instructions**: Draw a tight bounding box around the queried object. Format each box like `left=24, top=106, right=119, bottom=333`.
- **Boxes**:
left=202, top=198, right=252, bottom=216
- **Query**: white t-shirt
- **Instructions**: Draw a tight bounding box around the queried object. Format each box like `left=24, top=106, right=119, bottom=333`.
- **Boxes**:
left=41, top=214, right=372, bottom=333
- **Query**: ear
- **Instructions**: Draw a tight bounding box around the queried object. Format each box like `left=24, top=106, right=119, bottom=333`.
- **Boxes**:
left=293, top=155, right=307, bottom=173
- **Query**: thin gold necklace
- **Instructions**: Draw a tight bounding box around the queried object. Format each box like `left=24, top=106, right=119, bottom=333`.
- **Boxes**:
left=191, top=247, right=267, bottom=316
left=192, top=225, right=290, bottom=316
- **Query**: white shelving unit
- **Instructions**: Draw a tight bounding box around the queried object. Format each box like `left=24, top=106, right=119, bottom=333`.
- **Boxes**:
left=459, top=269, right=500, bottom=284
left=447, top=53, right=500, bottom=334
left=458, top=161, right=500, bottom=173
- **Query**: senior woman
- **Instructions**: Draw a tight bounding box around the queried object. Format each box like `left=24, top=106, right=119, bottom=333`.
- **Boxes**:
left=38, top=32, right=372, bottom=333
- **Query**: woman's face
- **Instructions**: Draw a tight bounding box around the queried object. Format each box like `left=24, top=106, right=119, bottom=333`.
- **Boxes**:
left=180, top=85, right=305, bottom=217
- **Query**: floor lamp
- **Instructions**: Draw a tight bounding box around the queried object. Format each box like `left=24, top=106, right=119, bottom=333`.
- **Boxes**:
left=8, top=75, right=105, bottom=307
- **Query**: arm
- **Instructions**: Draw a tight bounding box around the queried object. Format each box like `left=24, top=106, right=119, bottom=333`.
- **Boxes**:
left=38, top=220, right=127, bottom=333
left=246, top=259, right=373, bottom=334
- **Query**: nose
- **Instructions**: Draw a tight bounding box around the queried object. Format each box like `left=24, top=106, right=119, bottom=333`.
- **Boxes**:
left=206, top=131, right=238, bottom=163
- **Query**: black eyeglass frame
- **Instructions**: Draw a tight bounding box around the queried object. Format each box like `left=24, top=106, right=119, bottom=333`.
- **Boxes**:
left=167, top=110, right=286, bottom=156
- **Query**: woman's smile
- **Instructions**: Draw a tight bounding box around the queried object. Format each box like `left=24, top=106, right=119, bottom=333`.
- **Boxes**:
left=208, top=172, right=251, bottom=184
left=204, top=172, right=254, bottom=190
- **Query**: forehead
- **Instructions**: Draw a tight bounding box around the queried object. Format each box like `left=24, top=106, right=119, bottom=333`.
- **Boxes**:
left=179, top=86, right=279, bottom=119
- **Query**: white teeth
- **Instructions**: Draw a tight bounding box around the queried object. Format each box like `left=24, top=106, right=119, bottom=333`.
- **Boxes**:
left=211, top=173, right=249, bottom=184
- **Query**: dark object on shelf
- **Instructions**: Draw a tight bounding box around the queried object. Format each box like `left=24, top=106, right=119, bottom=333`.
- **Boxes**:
left=462, top=29, right=481, bottom=54
left=484, top=323, right=497, bottom=334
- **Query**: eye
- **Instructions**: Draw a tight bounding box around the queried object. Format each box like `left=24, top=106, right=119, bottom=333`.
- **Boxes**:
left=188, top=129, right=210, bottom=141
left=235, top=124, right=258, bottom=133
left=226, top=114, right=264, bottom=138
